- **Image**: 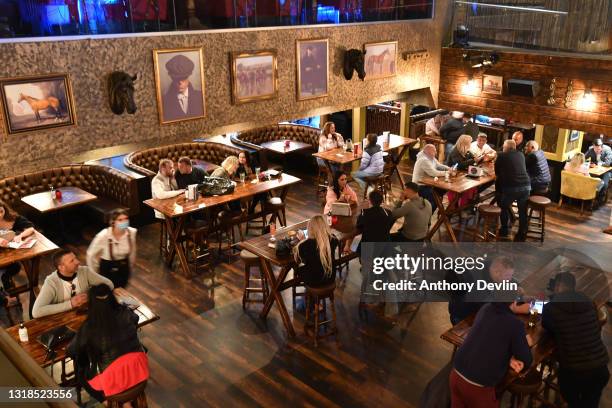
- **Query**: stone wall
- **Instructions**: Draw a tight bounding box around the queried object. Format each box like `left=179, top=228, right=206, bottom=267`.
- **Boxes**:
left=0, top=2, right=449, bottom=177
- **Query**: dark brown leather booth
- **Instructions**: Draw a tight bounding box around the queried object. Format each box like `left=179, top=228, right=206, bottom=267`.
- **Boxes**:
left=124, top=141, right=246, bottom=177
left=231, top=123, right=321, bottom=150
left=0, top=165, right=139, bottom=224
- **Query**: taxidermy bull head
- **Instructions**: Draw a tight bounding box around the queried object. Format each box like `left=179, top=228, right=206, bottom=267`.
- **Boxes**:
left=108, top=71, right=137, bottom=115
left=343, top=49, right=366, bottom=80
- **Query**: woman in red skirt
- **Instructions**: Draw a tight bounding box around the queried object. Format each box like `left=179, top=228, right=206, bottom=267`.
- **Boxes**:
left=68, top=284, right=148, bottom=406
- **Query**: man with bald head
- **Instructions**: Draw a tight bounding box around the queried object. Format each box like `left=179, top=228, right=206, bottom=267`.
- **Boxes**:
left=412, top=144, right=450, bottom=212
left=495, top=139, right=531, bottom=241
left=525, top=140, right=551, bottom=194
left=512, top=131, right=526, bottom=153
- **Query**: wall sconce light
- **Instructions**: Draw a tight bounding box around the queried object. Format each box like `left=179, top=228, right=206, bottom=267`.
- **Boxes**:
left=577, top=88, right=596, bottom=111
left=462, top=76, right=478, bottom=96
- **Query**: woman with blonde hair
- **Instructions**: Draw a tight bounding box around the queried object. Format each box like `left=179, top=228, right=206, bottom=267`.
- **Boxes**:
left=317, top=122, right=344, bottom=173
left=446, top=134, right=475, bottom=170
left=294, top=215, right=339, bottom=288
left=211, top=156, right=240, bottom=179
left=565, top=152, right=604, bottom=192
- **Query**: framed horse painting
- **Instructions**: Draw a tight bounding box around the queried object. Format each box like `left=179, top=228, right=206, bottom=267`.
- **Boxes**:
left=363, top=41, right=398, bottom=80
left=0, top=73, right=76, bottom=134
left=231, top=50, right=278, bottom=105
left=296, top=38, right=329, bottom=101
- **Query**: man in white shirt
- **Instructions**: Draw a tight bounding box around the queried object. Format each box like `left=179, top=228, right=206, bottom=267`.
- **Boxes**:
left=412, top=144, right=450, bottom=213
left=151, top=159, right=184, bottom=219
left=470, top=133, right=497, bottom=163
left=32, top=249, right=113, bottom=318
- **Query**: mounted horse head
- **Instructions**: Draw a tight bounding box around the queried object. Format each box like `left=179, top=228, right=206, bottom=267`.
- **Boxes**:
left=108, top=71, right=137, bottom=115
left=343, top=49, right=366, bottom=81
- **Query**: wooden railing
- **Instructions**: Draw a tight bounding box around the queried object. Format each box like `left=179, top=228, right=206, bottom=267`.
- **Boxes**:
left=366, top=104, right=401, bottom=136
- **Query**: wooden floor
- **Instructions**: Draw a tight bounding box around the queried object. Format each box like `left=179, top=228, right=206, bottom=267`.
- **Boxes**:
left=12, top=162, right=612, bottom=407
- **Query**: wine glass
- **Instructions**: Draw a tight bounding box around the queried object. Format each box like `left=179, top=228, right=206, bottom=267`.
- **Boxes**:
left=240, top=173, right=246, bottom=184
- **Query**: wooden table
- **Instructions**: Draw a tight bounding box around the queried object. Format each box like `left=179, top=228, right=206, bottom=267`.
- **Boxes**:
left=440, top=253, right=610, bottom=386
left=313, top=134, right=417, bottom=189
left=421, top=167, right=496, bottom=242
left=0, top=231, right=58, bottom=317
left=260, top=140, right=312, bottom=155
left=5, top=288, right=158, bottom=368
left=144, top=174, right=301, bottom=277
left=589, top=165, right=612, bottom=177
left=21, top=187, right=97, bottom=214
left=237, top=211, right=362, bottom=338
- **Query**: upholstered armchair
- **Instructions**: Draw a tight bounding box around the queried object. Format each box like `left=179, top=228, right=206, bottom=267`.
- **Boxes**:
left=558, top=170, right=601, bottom=214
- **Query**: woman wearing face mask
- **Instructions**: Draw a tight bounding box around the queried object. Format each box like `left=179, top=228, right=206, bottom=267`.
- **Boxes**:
left=86, top=209, right=136, bottom=288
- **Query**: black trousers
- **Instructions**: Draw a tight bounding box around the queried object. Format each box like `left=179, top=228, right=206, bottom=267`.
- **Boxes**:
left=558, top=365, right=609, bottom=408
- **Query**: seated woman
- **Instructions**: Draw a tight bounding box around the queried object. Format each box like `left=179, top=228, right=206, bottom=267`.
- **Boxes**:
left=294, top=215, right=339, bottom=288
left=211, top=156, right=241, bottom=212
left=446, top=134, right=476, bottom=170
left=68, top=284, right=148, bottom=406
left=446, top=135, right=478, bottom=208
left=86, top=209, right=137, bottom=288
left=352, top=133, right=385, bottom=193
left=236, top=152, right=266, bottom=213
left=324, top=171, right=358, bottom=215
left=565, top=152, right=604, bottom=192
left=0, top=201, right=35, bottom=289
left=317, top=122, right=345, bottom=174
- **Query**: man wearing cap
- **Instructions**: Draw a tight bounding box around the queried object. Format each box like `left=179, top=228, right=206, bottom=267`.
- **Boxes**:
left=163, top=54, right=204, bottom=121
left=585, top=138, right=611, bottom=201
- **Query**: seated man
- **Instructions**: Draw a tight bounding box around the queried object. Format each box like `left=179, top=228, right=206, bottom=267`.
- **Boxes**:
left=32, top=249, right=114, bottom=318
left=450, top=301, right=532, bottom=407
left=525, top=140, right=551, bottom=194
left=390, top=182, right=432, bottom=242
left=151, top=159, right=184, bottom=219
left=469, top=133, right=497, bottom=164
left=356, top=190, right=394, bottom=252
left=512, top=130, right=526, bottom=153
left=542, top=272, right=609, bottom=408
left=412, top=144, right=449, bottom=213
left=448, top=256, right=529, bottom=325
left=585, top=138, right=611, bottom=201
left=175, top=156, right=208, bottom=189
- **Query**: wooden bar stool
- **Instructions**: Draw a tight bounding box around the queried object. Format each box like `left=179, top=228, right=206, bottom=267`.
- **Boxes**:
left=158, top=219, right=168, bottom=259
left=182, top=220, right=213, bottom=275
left=506, top=368, right=543, bottom=408
left=472, top=204, right=501, bottom=241
left=317, top=164, right=330, bottom=196
left=362, top=174, right=386, bottom=199
left=304, top=282, right=337, bottom=347
left=526, top=195, right=552, bottom=243
left=240, top=250, right=268, bottom=309
left=265, top=197, right=287, bottom=228
left=107, top=380, right=148, bottom=408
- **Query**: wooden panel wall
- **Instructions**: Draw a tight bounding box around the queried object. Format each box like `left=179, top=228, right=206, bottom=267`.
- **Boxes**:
left=438, top=48, right=612, bottom=135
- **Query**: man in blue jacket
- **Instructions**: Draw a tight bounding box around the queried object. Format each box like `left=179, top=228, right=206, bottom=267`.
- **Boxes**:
left=525, top=140, right=551, bottom=195
left=352, top=133, right=384, bottom=193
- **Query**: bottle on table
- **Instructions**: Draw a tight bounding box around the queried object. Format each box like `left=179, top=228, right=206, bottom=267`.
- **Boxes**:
left=18, top=323, right=28, bottom=342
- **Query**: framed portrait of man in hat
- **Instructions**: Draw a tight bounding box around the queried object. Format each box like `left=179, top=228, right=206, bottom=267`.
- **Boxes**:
left=153, top=47, right=206, bottom=124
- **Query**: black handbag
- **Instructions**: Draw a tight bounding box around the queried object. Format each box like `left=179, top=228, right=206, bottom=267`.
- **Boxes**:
left=275, top=237, right=294, bottom=257
left=199, top=176, right=236, bottom=196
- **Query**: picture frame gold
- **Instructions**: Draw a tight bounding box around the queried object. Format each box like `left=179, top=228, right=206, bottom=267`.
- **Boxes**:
left=153, top=47, right=206, bottom=125
left=296, top=38, right=329, bottom=101
left=482, top=74, right=503, bottom=95
left=363, top=41, right=398, bottom=81
left=231, top=49, right=279, bottom=105
left=0, top=73, right=77, bottom=135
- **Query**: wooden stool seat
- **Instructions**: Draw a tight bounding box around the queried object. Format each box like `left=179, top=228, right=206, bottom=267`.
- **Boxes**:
left=473, top=205, right=501, bottom=242
left=316, top=165, right=330, bottom=196
left=362, top=174, right=387, bottom=199
left=182, top=219, right=213, bottom=276
left=107, top=380, right=148, bottom=408
left=526, top=195, right=551, bottom=243
left=304, top=282, right=337, bottom=347
left=507, top=369, right=543, bottom=408
left=240, top=250, right=268, bottom=309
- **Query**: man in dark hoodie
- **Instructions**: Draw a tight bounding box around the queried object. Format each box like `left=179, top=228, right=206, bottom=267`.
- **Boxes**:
left=542, top=272, right=609, bottom=408
left=439, top=111, right=466, bottom=158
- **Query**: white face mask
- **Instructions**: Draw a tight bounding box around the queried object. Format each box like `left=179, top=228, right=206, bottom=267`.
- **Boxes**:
left=116, top=220, right=129, bottom=230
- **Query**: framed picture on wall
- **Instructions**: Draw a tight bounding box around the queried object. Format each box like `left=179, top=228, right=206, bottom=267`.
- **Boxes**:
left=231, top=50, right=278, bottom=104
left=482, top=75, right=503, bottom=95
left=296, top=38, right=329, bottom=101
left=0, top=73, right=76, bottom=135
left=569, top=129, right=580, bottom=142
left=153, top=47, right=206, bottom=125
left=363, top=41, right=398, bottom=80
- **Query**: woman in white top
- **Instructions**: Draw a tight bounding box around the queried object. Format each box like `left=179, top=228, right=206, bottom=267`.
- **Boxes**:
left=317, top=122, right=344, bottom=173
left=564, top=152, right=604, bottom=191
left=86, top=209, right=136, bottom=288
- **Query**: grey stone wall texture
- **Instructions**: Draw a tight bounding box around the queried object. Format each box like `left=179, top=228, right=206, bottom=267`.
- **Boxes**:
left=0, top=4, right=449, bottom=177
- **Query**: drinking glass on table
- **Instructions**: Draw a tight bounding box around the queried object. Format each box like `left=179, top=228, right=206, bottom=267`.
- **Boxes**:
left=255, top=167, right=261, bottom=182
left=240, top=173, right=246, bottom=184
